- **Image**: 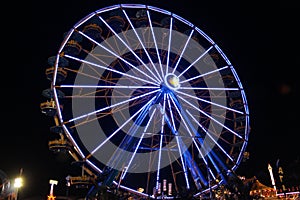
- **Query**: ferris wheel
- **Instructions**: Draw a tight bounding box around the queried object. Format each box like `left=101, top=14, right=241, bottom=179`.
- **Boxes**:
left=43, top=4, right=250, bottom=199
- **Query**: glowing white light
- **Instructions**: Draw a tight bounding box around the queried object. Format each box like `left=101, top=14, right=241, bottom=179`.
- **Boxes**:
left=14, top=177, right=23, bottom=188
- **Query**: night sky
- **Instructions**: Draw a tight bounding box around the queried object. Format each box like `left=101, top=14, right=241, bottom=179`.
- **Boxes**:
left=2, top=0, right=299, bottom=199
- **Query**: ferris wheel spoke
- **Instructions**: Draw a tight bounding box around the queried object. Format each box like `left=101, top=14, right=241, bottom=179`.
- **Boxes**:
left=106, top=99, right=158, bottom=177
left=163, top=110, right=191, bottom=191
left=177, top=46, right=213, bottom=78
left=155, top=95, right=191, bottom=190
left=80, top=48, right=155, bottom=85
left=59, top=84, right=159, bottom=90
left=164, top=97, right=190, bottom=190
left=122, top=9, right=164, bottom=82
left=180, top=86, right=239, bottom=91
left=176, top=90, right=244, bottom=115
left=64, top=54, right=159, bottom=86
left=172, top=29, right=194, bottom=73
left=186, top=109, right=234, bottom=162
left=86, top=95, right=157, bottom=160
left=146, top=9, right=164, bottom=78
left=171, top=98, right=214, bottom=186
left=155, top=94, right=167, bottom=191
left=167, top=95, right=218, bottom=183
left=166, top=95, right=208, bottom=188
left=167, top=94, right=202, bottom=152
left=97, top=16, right=162, bottom=83
left=120, top=107, right=158, bottom=180
left=165, top=95, right=178, bottom=135
left=64, top=66, right=105, bottom=81
left=175, top=136, right=191, bottom=190
left=177, top=94, right=244, bottom=140
left=167, top=94, right=207, bottom=189
left=68, top=89, right=159, bottom=123
left=165, top=17, right=173, bottom=75
left=77, top=31, right=161, bottom=84
left=180, top=65, right=229, bottom=84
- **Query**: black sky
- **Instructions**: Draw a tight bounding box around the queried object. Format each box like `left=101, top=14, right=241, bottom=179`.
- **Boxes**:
left=2, top=0, right=299, bottom=198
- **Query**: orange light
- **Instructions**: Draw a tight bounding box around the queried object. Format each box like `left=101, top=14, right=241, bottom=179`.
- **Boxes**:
left=47, top=195, right=56, bottom=200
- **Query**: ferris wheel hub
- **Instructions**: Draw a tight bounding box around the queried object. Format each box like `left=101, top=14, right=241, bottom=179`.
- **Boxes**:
left=165, top=73, right=180, bottom=90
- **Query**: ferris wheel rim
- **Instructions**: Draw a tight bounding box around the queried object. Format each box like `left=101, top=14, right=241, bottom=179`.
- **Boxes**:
left=49, top=3, right=250, bottom=198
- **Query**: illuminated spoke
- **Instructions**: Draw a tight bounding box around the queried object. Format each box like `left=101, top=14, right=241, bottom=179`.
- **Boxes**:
left=172, top=29, right=194, bottom=73
left=165, top=17, right=173, bottom=75
left=178, top=46, right=213, bottom=78
left=68, top=89, right=159, bottom=123
left=64, top=54, right=159, bottom=86
left=186, top=109, right=234, bottom=162
left=167, top=94, right=208, bottom=187
left=87, top=95, right=157, bottom=158
left=180, top=86, right=239, bottom=91
left=121, top=107, right=158, bottom=180
left=165, top=95, right=190, bottom=190
left=122, top=9, right=163, bottom=82
left=78, top=30, right=161, bottom=84
left=177, top=94, right=244, bottom=139
left=180, top=66, right=229, bottom=84
left=146, top=10, right=164, bottom=78
left=60, top=84, right=159, bottom=89
left=155, top=94, right=166, bottom=190
left=176, top=90, right=244, bottom=114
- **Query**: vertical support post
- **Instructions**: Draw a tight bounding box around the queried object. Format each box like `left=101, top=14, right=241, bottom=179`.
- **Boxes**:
left=48, top=180, right=58, bottom=200
left=14, top=168, right=23, bottom=200
left=268, top=163, right=277, bottom=194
